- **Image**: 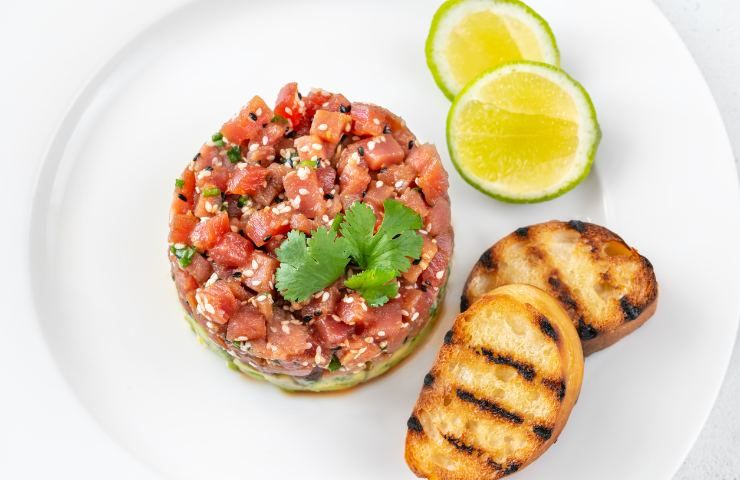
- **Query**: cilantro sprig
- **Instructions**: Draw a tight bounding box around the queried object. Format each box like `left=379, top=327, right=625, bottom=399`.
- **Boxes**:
left=274, top=200, right=423, bottom=305
left=275, top=228, right=350, bottom=303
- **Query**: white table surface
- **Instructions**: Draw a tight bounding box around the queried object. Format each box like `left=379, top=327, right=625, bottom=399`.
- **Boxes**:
left=0, top=0, right=737, bottom=478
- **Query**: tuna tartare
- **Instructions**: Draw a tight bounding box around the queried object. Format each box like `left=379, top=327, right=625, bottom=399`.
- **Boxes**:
left=168, top=83, right=453, bottom=391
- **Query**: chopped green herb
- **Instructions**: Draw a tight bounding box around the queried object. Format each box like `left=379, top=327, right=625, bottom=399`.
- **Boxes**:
left=297, top=159, right=319, bottom=169
left=237, top=195, right=250, bottom=208
left=170, top=245, right=197, bottom=268
left=214, top=139, right=225, bottom=147
left=227, top=145, right=241, bottom=164
left=175, top=178, right=185, bottom=189
left=327, top=354, right=342, bottom=372
left=202, top=187, right=221, bottom=197
left=271, top=114, right=288, bottom=124
left=211, top=132, right=223, bottom=142
left=275, top=228, right=350, bottom=302
left=344, top=269, right=398, bottom=307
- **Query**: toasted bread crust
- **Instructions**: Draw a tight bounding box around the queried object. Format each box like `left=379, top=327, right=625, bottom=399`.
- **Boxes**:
left=462, top=221, right=658, bottom=355
left=405, top=285, right=584, bottom=479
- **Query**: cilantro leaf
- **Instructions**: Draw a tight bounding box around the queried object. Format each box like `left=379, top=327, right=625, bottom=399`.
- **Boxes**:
left=344, top=269, right=399, bottom=307
left=341, top=202, right=377, bottom=268
left=378, top=199, right=424, bottom=238
left=275, top=227, right=349, bottom=302
left=341, top=199, right=423, bottom=273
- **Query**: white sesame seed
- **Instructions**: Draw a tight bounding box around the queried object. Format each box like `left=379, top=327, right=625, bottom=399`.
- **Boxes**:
left=343, top=296, right=354, bottom=303
left=252, top=260, right=258, bottom=269
left=435, top=270, right=444, bottom=279
left=315, top=346, right=324, bottom=364
left=419, top=229, right=428, bottom=235
left=244, top=269, right=254, bottom=277
left=401, top=310, right=410, bottom=317
left=364, top=337, right=374, bottom=344
left=255, top=107, right=263, bottom=116
left=367, top=141, right=376, bottom=151
left=285, top=107, right=293, bottom=115
left=173, top=243, right=185, bottom=249
left=251, top=280, right=261, bottom=286
left=360, top=302, right=368, bottom=312
left=321, top=291, right=330, bottom=302
left=281, top=324, right=290, bottom=334
left=394, top=180, right=405, bottom=189
left=256, top=294, right=266, bottom=302
left=248, top=143, right=258, bottom=152
left=297, top=167, right=310, bottom=180
left=378, top=330, right=386, bottom=337
left=372, top=118, right=380, bottom=125
left=312, top=143, right=323, bottom=151
left=298, top=188, right=309, bottom=195
left=318, top=123, right=328, bottom=131
left=230, top=225, right=239, bottom=232
left=379, top=341, right=388, bottom=349
left=205, top=303, right=215, bottom=314
left=299, top=145, right=310, bottom=153
left=332, top=314, right=341, bottom=322
left=321, top=214, right=330, bottom=223
left=375, top=181, right=384, bottom=188
left=411, top=311, right=420, bottom=321
left=292, top=196, right=302, bottom=208
left=262, top=136, right=269, bottom=146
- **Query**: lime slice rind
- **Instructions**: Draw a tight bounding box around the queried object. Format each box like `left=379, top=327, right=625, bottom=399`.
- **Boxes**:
left=427, top=0, right=560, bottom=100
left=447, top=61, right=602, bottom=203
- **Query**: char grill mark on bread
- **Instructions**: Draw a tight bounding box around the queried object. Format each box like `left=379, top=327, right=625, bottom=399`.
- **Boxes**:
left=405, top=284, right=584, bottom=479
left=462, top=220, right=658, bottom=355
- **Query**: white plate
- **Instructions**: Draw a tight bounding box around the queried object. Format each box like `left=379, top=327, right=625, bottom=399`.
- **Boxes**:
left=27, top=0, right=740, bottom=478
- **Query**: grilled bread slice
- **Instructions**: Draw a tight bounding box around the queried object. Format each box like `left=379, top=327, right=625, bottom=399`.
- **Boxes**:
left=405, top=284, right=584, bottom=479
left=462, top=220, right=658, bottom=355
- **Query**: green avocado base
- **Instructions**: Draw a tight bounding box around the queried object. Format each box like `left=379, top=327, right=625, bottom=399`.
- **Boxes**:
left=183, top=283, right=447, bottom=393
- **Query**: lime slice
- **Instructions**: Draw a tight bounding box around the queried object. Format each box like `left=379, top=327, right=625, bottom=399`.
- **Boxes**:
left=447, top=61, right=601, bottom=203
left=426, top=0, right=560, bottom=99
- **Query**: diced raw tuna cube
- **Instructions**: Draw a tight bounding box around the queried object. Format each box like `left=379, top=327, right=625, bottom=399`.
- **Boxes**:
left=399, top=188, right=429, bottom=219
left=196, top=280, right=239, bottom=325
left=171, top=167, right=195, bottom=215
left=403, top=236, right=438, bottom=283
left=362, top=135, right=404, bottom=170
left=350, top=103, right=386, bottom=137
left=226, top=304, right=267, bottom=341
left=221, top=96, right=273, bottom=144
left=169, top=213, right=199, bottom=244
left=426, top=197, right=451, bottom=235
left=244, top=251, right=279, bottom=293
left=310, top=110, right=351, bottom=146
left=227, top=165, right=269, bottom=196
left=191, top=212, right=230, bottom=250
left=406, top=144, right=449, bottom=205
left=208, top=232, right=254, bottom=268
left=244, top=207, right=291, bottom=247
left=185, top=252, right=213, bottom=283
left=283, top=168, right=326, bottom=219
left=337, top=293, right=371, bottom=326
left=316, top=166, right=336, bottom=195
left=294, top=135, right=331, bottom=162
left=313, top=315, right=354, bottom=349
left=275, top=82, right=304, bottom=128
